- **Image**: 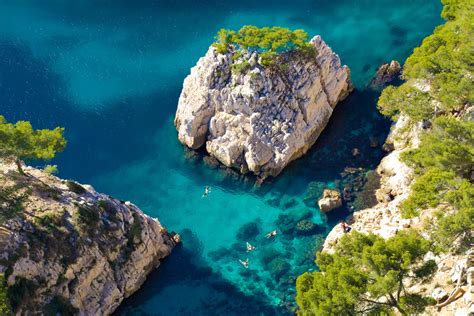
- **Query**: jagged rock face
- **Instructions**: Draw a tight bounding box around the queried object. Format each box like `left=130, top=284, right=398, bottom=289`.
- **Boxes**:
left=175, top=36, right=352, bottom=178
left=0, top=162, right=175, bottom=315
left=369, top=60, right=401, bottom=90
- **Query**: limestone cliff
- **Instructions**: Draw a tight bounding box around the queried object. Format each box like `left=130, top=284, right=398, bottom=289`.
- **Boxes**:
left=322, top=113, right=473, bottom=314
left=0, top=162, right=176, bottom=315
left=175, top=36, right=352, bottom=178
left=323, top=114, right=422, bottom=252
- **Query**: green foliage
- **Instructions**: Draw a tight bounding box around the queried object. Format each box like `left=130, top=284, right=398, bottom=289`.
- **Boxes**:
left=401, top=117, right=474, bottom=178
left=66, top=180, right=87, bottom=195
left=129, top=212, right=143, bottom=243
left=400, top=168, right=456, bottom=218
left=377, top=0, right=474, bottom=254
left=0, top=185, right=28, bottom=224
left=296, top=231, right=435, bottom=315
left=34, top=210, right=64, bottom=232
left=0, top=115, right=66, bottom=174
left=259, top=51, right=277, bottom=68
left=7, top=277, right=38, bottom=312
left=43, top=296, right=78, bottom=316
left=43, top=164, right=58, bottom=176
left=431, top=181, right=474, bottom=251
left=414, top=259, right=438, bottom=279
left=0, top=274, right=13, bottom=316
left=75, top=204, right=100, bottom=227
left=230, top=60, right=251, bottom=75
left=377, top=0, right=473, bottom=121
left=212, top=26, right=313, bottom=67
left=377, top=83, right=433, bottom=120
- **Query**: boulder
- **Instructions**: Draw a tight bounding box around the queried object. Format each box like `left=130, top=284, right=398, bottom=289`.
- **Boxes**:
left=318, top=189, right=342, bottom=212
left=369, top=60, right=401, bottom=90
left=175, top=35, right=352, bottom=179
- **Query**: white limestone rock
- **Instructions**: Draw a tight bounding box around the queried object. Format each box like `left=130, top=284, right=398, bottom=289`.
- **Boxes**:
left=318, top=189, right=343, bottom=212
left=0, top=162, right=176, bottom=315
left=175, top=36, right=352, bottom=178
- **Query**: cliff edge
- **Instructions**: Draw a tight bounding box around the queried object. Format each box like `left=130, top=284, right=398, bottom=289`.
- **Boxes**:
left=0, top=162, right=176, bottom=315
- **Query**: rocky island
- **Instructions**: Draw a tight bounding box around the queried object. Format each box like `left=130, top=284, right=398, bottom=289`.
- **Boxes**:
left=175, top=26, right=352, bottom=179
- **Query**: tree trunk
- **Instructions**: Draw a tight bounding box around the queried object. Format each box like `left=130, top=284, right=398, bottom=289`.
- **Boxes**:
left=389, top=293, right=406, bottom=315
left=15, top=158, right=25, bottom=175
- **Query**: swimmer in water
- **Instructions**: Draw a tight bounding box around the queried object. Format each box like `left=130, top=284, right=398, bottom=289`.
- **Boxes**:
left=239, top=258, right=249, bottom=269
left=265, top=230, right=277, bottom=239
left=202, top=186, right=211, bottom=198
left=246, top=242, right=255, bottom=252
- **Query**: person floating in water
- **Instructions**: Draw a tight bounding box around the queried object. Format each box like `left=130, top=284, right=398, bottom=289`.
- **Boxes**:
left=341, top=220, right=351, bottom=233
left=202, top=186, right=211, bottom=198
left=246, top=242, right=255, bottom=252
left=239, top=258, right=249, bottom=269
left=265, top=230, right=277, bottom=239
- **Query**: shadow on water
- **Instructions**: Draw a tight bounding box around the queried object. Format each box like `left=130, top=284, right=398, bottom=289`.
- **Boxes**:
left=174, top=87, right=392, bottom=200
left=115, top=229, right=287, bottom=316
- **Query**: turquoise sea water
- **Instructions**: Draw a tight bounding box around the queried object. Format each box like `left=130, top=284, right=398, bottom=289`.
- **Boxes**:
left=0, top=1, right=442, bottom=314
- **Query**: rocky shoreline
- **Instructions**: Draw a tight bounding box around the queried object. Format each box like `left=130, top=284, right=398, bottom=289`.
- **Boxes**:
left=175, top=35, right=352, bottom=179
left=321, top=113, right=473, bottom=314
left=0, top=162, right=176, bottom=315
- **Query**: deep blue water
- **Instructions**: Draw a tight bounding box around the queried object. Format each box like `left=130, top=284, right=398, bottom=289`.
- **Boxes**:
left=0, top=1, right=442, bottom=315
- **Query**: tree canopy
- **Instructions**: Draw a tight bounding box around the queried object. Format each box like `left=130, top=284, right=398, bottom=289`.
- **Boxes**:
left=378, top=0, right=474, bottom=251
left=213, top=26, right=314, bottom=67
left=0, top=274, right=12, bottom=316
left=296, top=231, right=436, bottom=315
left=0, top=115, right=66, bottom=174
left=377, top=0, right=473, bottom=120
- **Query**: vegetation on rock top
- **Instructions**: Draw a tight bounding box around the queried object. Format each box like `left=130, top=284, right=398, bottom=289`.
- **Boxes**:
left=0, top=115, right=66, bottom=174
left=213, top=26, right=315, bottom=67
left=296, top=231, right=436, bottom=315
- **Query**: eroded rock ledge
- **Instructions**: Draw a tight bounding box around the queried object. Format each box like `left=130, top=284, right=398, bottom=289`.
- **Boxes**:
left=175, top=36, right=352, bottom=178
left=0, top=162, right=176, bottom=315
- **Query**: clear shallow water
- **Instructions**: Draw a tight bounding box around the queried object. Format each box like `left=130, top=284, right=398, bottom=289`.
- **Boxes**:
left=0, top=1, right=442, bottom=314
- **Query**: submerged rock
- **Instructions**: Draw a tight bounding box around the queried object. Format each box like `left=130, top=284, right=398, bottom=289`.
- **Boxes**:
left=0, top=162, right=176, bottom=315
left=296, top=220, right=319, bottom=236
left=236, top=221, right=261, bottom=241
left=275, top=209, right=312, bottom=235
left=318, top=189, right=342, bottom=212
left=175, top=35, right=352, bottom=179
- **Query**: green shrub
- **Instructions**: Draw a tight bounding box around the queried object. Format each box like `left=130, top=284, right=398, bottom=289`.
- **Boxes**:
left=0, top=115, right=66, bottom=175
left=43, top=164, right=58, bottom=176
left=66, top=180, right=87, bottom=195
left=401, top=117, right=473, bottom=178
left=75, top=205, right=100, bottom=227
left=296, top=231, right=434, bottom=315
left=230, top=61, right=251, bottom=75
left=212, top=26, right=314, bottom=68
left=377, top=0, right=473, bottom=122
left=7, top=277, right=37, bottom=312
left=0, top=274, right=12, bottom=316
left=129, top=212, right=142, bottom=242
left=400, top=168, right=455, bottom=218
left=0, top=186, right=28, bottom=225
left=34, top=210, right=64, bottom=232
left=43, top=296, right=78, bottom=316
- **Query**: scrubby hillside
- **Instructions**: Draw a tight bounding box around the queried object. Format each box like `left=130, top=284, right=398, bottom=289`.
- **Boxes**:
left=296, top=0, right=473, bottom=314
